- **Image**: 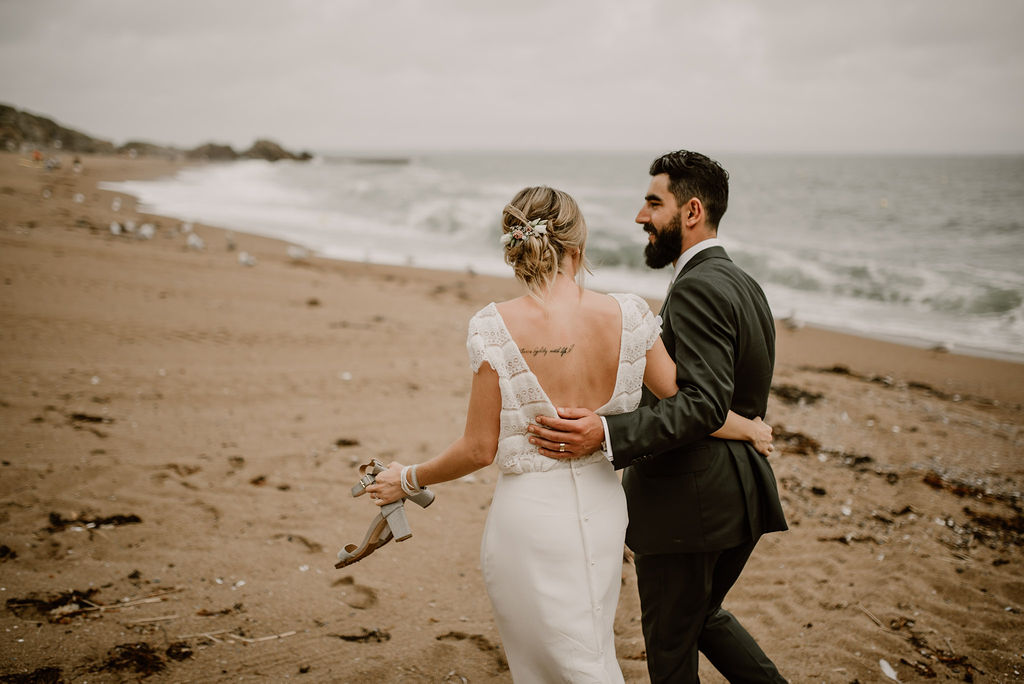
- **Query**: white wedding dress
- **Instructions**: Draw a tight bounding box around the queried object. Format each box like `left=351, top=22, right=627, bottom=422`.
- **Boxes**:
left=467, top=293, right=661, bottom=683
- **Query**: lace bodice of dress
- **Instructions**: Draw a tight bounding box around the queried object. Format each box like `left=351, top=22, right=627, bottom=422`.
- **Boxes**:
left=466, top=293, right=662, bottom=475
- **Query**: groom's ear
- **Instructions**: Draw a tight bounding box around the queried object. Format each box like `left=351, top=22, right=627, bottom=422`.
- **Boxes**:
left=683, top=198, right=703, bottom=227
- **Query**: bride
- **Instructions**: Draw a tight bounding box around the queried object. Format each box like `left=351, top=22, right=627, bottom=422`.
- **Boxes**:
left=366, top=186, right=772, bottom=682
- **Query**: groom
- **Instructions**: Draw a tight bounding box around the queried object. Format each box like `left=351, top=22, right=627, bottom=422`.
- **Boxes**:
left=528, top=150, right=787, bottom=682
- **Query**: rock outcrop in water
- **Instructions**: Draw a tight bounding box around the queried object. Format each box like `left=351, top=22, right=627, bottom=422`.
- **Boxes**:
left=185, top=143, right=240, bottom=161
left=242, top=139, right=313, bottom=162
left=0, top=103, right=312, bottom=162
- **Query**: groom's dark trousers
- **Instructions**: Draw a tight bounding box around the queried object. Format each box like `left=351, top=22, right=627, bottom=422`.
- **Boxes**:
left=634, top=541, right=782, bottom=682
left=605, top=246, right=788, bottom=683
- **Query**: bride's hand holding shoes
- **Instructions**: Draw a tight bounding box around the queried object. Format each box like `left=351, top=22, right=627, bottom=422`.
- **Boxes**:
left=365, top=462, right=408, bottom=505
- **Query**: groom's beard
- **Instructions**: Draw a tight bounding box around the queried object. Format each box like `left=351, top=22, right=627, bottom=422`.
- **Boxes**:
left=643, top=214, right=683, bottom=269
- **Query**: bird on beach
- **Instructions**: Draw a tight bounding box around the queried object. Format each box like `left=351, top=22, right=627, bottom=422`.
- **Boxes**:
left=138, top=223, right=156, bottom=240
left=186, top=233, right=205, bottom=251
left=238, top=251, right=256, bottom=267
left=109, top=221, right=122, bottom=236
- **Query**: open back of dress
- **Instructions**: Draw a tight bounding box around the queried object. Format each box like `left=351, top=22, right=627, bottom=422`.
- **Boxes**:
left=467, top=292, right=660, bottom=682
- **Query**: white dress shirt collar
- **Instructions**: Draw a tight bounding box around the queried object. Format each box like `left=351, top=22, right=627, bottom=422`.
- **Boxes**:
left=671, top=237, right=723, bottom=284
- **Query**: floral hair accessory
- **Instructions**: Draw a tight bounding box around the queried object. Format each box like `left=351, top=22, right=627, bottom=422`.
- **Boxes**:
left=501, top=219, right=548, bottom=249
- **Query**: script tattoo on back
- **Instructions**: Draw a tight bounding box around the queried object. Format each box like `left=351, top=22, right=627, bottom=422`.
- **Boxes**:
left=520, top=344, right=575, bottom=358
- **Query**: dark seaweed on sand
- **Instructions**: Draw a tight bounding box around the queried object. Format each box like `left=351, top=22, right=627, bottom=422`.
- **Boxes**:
left=962, top=507, right=1024, bottom=546
left=329, top=627, right=391, bottom=642
left=770, top=383, right=824, bottom=406
left=46, top=512, right=141, bottom=532
left=923, top=471, right=1022, bottom=510
left=95, top=642, right=165, bottom=676
left=772, top=427, right=821, bottom=455
left=165, top=641, right=193, bottom=661
left=0, top=667, right=63, bottom=684
left=5, top=588, right=100, bottom=620
left=889, top=617, right=985, bottom=681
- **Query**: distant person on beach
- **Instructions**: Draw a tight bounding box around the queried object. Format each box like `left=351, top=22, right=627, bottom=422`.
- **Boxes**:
left=529, top=151, right=788, bottom=682
left=364, top=184, right=774, bottom=681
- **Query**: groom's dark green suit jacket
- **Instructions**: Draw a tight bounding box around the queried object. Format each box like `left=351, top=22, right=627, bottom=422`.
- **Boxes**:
left=606, top=246, right=788, bottom=554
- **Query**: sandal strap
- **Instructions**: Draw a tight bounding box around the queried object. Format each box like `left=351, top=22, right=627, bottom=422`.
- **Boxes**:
left=350, top=459, right=388, bottom=496
left=336, top=459, right=436, bottom=569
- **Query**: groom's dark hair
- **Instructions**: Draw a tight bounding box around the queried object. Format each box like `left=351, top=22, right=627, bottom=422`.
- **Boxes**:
left=650, top=150, right=729, bottom=229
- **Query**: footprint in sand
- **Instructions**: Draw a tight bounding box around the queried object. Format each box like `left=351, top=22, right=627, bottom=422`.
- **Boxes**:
left=332, top=575, right=377, bottom=609
left=272, top=533, right=323, bottom=554
left=436, top=631, right=508, bottom=671
left=163, top=463, right=201, bottom=478
left=188, top=499, right=221, bottom=524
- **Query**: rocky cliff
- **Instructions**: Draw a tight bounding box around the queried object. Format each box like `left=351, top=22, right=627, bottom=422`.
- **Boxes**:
left=0, top=104, right=312, bottom=162
left=0, top=104, right=116, bottom=154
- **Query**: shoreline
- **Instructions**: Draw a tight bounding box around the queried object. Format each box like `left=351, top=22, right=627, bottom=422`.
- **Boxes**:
left=87, top=153, right=1023, bottom=372
left=2, top=151, right=1023, bottom=682
left=784, top=319, right=1023, bottom=366
left=99, top=149, right=1024, bottom=366
left=7, top=150, right=1020, bottom=409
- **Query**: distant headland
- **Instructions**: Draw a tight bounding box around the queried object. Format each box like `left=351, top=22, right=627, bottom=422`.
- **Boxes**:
left=0, top=103, right=313, bottom=162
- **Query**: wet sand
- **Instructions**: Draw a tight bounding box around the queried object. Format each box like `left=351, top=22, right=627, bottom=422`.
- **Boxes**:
left=1, top=152, right=1022, bottom=682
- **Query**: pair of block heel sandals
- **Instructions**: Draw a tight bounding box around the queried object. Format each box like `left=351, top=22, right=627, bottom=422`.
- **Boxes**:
left=335, top=459, right=434, bottom=569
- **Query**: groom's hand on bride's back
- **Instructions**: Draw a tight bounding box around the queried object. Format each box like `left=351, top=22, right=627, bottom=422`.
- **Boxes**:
left=528, top=408, right=604, bottom=459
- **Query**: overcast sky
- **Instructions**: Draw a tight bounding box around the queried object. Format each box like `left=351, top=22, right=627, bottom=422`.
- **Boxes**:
left=2, top=0, right=1022, bottom=153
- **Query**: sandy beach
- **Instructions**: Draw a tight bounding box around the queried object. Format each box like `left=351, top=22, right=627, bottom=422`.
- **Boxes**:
left=1, top=151, right=1022, bottom=683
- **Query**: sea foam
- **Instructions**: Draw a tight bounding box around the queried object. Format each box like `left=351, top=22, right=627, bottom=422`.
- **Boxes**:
left=102, top=152, right=1024, bottom=360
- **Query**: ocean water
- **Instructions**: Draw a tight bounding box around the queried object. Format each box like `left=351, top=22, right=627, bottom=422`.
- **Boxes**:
left=102, top=152, right=1024, bottom=360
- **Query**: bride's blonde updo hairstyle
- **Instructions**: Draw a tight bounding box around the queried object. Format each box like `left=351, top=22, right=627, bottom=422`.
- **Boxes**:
left=501, top=186, right=590, bottom=300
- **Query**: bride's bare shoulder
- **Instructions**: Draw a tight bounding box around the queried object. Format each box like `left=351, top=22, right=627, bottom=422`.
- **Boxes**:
left=580, top=289, right=625, bottom=317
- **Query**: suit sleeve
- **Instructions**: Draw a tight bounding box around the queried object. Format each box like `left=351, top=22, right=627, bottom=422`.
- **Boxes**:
left=606, top=275, right=736, bottom=468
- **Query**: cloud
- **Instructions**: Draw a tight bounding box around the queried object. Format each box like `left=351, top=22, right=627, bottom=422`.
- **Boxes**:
left=1, top=0, right=1021, bottom=152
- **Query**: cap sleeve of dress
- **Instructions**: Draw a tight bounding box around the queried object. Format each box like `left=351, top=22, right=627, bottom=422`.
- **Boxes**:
left=468, top=307, right=507, bottom=374
left=466, top=314, right=486, bottom=373
left=643, top=309, right=663, bottom=351
left=622, top=293, right=663, bottom=351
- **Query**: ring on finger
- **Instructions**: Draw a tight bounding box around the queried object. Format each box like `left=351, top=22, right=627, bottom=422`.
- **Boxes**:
left=558, top=442, right=566, bottom=453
